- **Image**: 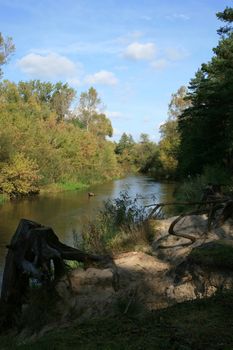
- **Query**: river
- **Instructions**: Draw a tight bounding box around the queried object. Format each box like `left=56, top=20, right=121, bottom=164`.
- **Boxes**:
left=0, top=175, right=176, bottom=285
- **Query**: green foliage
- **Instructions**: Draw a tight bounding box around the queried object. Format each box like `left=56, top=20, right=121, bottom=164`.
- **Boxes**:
left=115, top=133, right=135, bottom=156
left=158, top=86, right=191, bottom=179
left=123, top=86, right=191, bottom=180
left=174, top=175, right=204, bottom=203
left=0, top=80, right=120, bottom=197
left=74, top=87, right=113, bottom=139
left=82, top=192, right=152, bottom=254
left=133, top=134, right=161, bottom=174
left=178, top=7, right=233, bottom=176
left=58, top=181, right=88, bottom=191
left=175, top=164, right=231, bottom=202
left=217, top=6, right=233, bottom=36
left=50, top=82, right=76, bottom=121
left=159, top=119, right=180, bottom=177
left=88, top=112, right=113, bottom=138
left=0, top=153, right=40, bottom=198
left=115, top=133, right=162, bottom=177
left=0, top=193, right=7, bottom=204
left=201, top=164, right=232, bottom=185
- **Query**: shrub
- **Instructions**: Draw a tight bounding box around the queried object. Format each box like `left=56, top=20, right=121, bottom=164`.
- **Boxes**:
left=81, top=192, right=152, bottom=254
left=174, top=165, right=232, bottom=211
left=0, top=153, right=41, bottom=198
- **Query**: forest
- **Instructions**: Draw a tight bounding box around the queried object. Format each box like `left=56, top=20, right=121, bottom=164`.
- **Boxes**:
left=0, top=7, right=232, bottom=202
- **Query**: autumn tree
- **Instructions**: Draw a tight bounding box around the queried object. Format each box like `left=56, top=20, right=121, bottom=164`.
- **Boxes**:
left=75, top=87, right=102, bottom=130
left=0, top=33, right=15, bottom=78
left=16, top=80, right=76, bottom=121
left=50, top=82, right=76, bottom=121
left=88, top=113, right=113, bottom=139
left=159, top=86, right=191, bottom=177
left=75, top=87, right=113, bottom=139
left=0, top=79, right=119, bottom=194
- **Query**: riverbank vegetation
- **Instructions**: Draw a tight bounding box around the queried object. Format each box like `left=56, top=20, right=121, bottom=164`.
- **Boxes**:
left=117, top=8, right=233, bottom=193
left=118, top=7, right=233, bottom=203
left=81, top=192, right=153, bottom=254
left=1, top=6, right=233, bottom=350
left=1, top=7, right=232, bottom=201
left=0, top=78, right=120, bottom=198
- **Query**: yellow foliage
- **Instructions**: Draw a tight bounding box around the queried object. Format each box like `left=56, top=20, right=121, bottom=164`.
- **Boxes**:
left=0, top=153, right=41, bottom=197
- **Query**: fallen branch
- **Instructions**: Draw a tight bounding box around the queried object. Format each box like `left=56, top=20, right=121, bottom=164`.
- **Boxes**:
left=147, top=195, right=233, bottom=246
left=146, top=199, right=229, bottom=215
left=168, top=209, right=208, bottom=244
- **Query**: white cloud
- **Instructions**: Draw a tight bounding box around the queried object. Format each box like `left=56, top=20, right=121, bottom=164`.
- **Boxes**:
left=151, top=59, right=168, bottom=70
left=84, top=70, right=118, bottom=86
left=17, top=53, right=79, bottom=79
left=165, top=47, right=189, bottom=61
left=123, top=42, right=156, bottom=61
left=166, top=13, right=190, bottom=21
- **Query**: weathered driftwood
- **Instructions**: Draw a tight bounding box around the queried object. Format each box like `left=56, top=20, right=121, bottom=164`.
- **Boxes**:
left=1, top=219, right=117, bottom=310
left=147, top=184, right=233, bottom=246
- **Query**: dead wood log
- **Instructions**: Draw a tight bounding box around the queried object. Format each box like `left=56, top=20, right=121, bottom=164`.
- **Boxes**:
left=147, top=194, right=233, bottom=247
left=1, top=218, right=117, bottom=312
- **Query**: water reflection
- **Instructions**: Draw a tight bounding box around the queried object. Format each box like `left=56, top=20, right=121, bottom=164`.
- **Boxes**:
left=0, top=175, right=176, bottom=284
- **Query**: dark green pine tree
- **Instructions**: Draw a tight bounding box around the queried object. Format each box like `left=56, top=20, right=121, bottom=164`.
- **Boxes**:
left=178, top=7, right=233, bottom=176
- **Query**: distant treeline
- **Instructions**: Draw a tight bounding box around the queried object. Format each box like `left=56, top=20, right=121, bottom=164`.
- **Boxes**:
left=123, top=7, right=233, bottom=187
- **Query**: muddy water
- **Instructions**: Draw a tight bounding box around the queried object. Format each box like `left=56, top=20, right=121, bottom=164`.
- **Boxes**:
left=0, top=175, right=176, bottom=284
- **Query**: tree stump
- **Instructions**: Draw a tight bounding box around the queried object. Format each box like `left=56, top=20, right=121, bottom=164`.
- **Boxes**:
left=1, top=218, right=117, bottom=322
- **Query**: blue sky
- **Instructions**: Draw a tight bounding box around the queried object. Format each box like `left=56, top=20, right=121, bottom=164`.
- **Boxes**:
left=1, top=0, right=232, bottom=141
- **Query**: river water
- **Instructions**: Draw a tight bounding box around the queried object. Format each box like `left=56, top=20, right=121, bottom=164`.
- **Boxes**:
left=0, top=175, right=176, bottom=284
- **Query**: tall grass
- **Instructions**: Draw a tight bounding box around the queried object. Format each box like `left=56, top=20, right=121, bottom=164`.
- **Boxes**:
left=81, top=192, right=153, bottom=254
left=0, top=194, right=8, bottom=204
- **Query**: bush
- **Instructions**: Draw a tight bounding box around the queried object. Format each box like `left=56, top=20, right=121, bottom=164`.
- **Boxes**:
left=0, top=153, right=41, bottom=198
left=81, top=192, right=152, bottom=254
left=174, top=165, right=232, bottom=210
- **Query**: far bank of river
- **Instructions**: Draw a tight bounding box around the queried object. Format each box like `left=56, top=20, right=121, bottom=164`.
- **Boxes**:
left=0, top=175, right=176, bottom=285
